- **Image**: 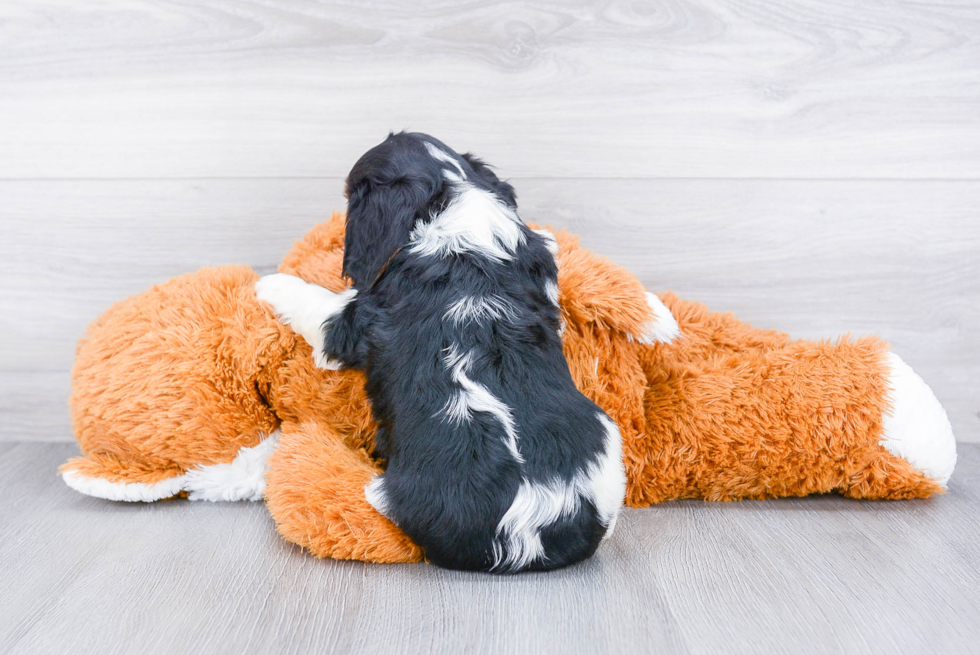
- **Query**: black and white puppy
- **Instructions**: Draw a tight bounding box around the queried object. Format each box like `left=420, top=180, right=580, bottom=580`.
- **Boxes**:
left=256, top=132, right=626, bottom=572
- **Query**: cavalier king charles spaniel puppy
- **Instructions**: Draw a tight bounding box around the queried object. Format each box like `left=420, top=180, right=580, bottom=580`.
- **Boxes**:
left=257, top=132, right=626, bottom=572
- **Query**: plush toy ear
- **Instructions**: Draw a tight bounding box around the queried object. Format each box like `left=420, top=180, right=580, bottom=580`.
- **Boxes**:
left=535, top=226, right=680, bottom=344
left=461, top=153, right=517, bottom=210
left=342, top=174, right=438, bottom=287
left=278, top=212, right=348, bottom=292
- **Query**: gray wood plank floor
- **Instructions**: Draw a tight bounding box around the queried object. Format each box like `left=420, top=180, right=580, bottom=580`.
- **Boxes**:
left=2, top=441, right=978, bottom=655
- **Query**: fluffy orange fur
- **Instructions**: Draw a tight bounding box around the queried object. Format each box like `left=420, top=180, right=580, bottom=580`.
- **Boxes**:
left=62, top=212, right=940, bottom=564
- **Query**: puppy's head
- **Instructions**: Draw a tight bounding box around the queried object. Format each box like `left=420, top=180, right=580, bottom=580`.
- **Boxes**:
left=342, top=132, right=517, bottom=286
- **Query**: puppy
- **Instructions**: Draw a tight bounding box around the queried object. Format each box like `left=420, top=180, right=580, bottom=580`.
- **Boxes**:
left=256, top=132, right=626, bottom=572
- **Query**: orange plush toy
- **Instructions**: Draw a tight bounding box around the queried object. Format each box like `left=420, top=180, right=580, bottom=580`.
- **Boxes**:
left=62, top=213, right=957, bottom=564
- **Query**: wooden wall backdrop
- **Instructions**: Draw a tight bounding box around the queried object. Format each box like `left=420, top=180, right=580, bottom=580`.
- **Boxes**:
left=1, top=0, right=978, bottom=442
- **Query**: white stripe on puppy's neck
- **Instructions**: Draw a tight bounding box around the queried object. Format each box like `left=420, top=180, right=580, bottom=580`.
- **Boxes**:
left=409, top=183, right=526, bottom=262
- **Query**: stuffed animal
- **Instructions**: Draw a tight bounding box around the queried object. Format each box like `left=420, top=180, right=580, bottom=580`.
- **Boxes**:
left=61, top=212, right=957, bottom=564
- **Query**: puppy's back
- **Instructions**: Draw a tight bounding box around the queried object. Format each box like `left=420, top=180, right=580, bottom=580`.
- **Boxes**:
left=365, top=215, right=625, bottom=573
left=339, top=132, right=626, bottom=572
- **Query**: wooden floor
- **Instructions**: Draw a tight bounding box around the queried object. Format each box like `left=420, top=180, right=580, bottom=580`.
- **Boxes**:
left=2, top=441, right=978, bottom=655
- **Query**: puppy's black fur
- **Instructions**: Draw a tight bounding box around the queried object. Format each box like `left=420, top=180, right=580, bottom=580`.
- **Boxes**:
left=323, top=132, right=623, bottom=572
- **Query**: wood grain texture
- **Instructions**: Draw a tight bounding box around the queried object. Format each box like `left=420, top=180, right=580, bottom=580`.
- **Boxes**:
left=2, top=442, right=978, bottom=655
left=1, top=0, right=979, bottom=179
left=3, top=178, right=977, bottom=442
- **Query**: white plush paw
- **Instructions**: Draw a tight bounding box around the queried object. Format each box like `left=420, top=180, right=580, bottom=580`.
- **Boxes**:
left=184, top=432, right=280, bottom=502
left=62, top=433, right=282, bottom=503
left=633, top=292, right=680, bottom=344
left=880, top=352, right=957, bottom=487
left=255, top=273, right=355, bottom=370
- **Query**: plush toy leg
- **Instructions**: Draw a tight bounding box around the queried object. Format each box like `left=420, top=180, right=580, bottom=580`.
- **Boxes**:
left=65, top=265, right=293, bottom=502
left=60, top=452, right=188, bottom=502
left=264, top=422, right=423, bottom=564
left=631, top=294, right=955, bottom=504
left=525, top=225, right=681, bottom=345
left=61, top=434, right=281, bottom=502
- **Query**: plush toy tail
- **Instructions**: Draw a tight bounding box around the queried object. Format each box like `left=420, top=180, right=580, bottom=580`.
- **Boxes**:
left=877, top=352, right=957, bottom=489
left=60, top=434, right=280, bottom=503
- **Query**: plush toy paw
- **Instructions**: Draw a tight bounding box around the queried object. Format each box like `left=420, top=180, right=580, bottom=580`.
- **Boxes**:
left=880, top=353, right=957, bottom=487
left=632, top=292, right=680, bottom=345
left=183, top=433, right=281, bottom=501
left=255, top=273, right=356, bottom=370
left=60, top=433, right=280, bottom=502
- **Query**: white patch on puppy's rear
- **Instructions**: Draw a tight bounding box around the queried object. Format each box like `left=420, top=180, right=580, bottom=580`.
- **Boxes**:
left=880, top=352, right=957, bottom=487
left=492, top=413, right=626, bottom=571
left=409, top=184, right=526, bottom=263
left=439, top=345, right=523, bottom=463
left=591, top=414, right=627, bottom=538
left=493, top=478, right=582, bottom=570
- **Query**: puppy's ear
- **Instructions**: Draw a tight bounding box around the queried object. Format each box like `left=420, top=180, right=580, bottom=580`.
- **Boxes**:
left=343, top=174, right=435, bottom=287
left=462, top=153, right=517, bottom=209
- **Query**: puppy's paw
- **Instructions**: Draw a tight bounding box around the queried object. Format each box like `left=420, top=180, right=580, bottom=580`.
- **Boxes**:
left=633, top=292, right=680, bottom=344
left=255, top=273, right=356, bottom=369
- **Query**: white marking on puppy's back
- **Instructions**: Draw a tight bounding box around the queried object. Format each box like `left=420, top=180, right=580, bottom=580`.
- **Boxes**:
left=439, top=345, right=523, bottom=463
left=409, top=184, right=526, bottom=262
left=365, top=475, right=392, bottom=517
left=492, top=413, right=626, bottom=571
left=533, top=229, right=559, bottom=256
left=544, top=281, right=560, bottom=307
left=444, top=294, right=516, bottom=326
left=424, top=142, right=466, bottom=179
